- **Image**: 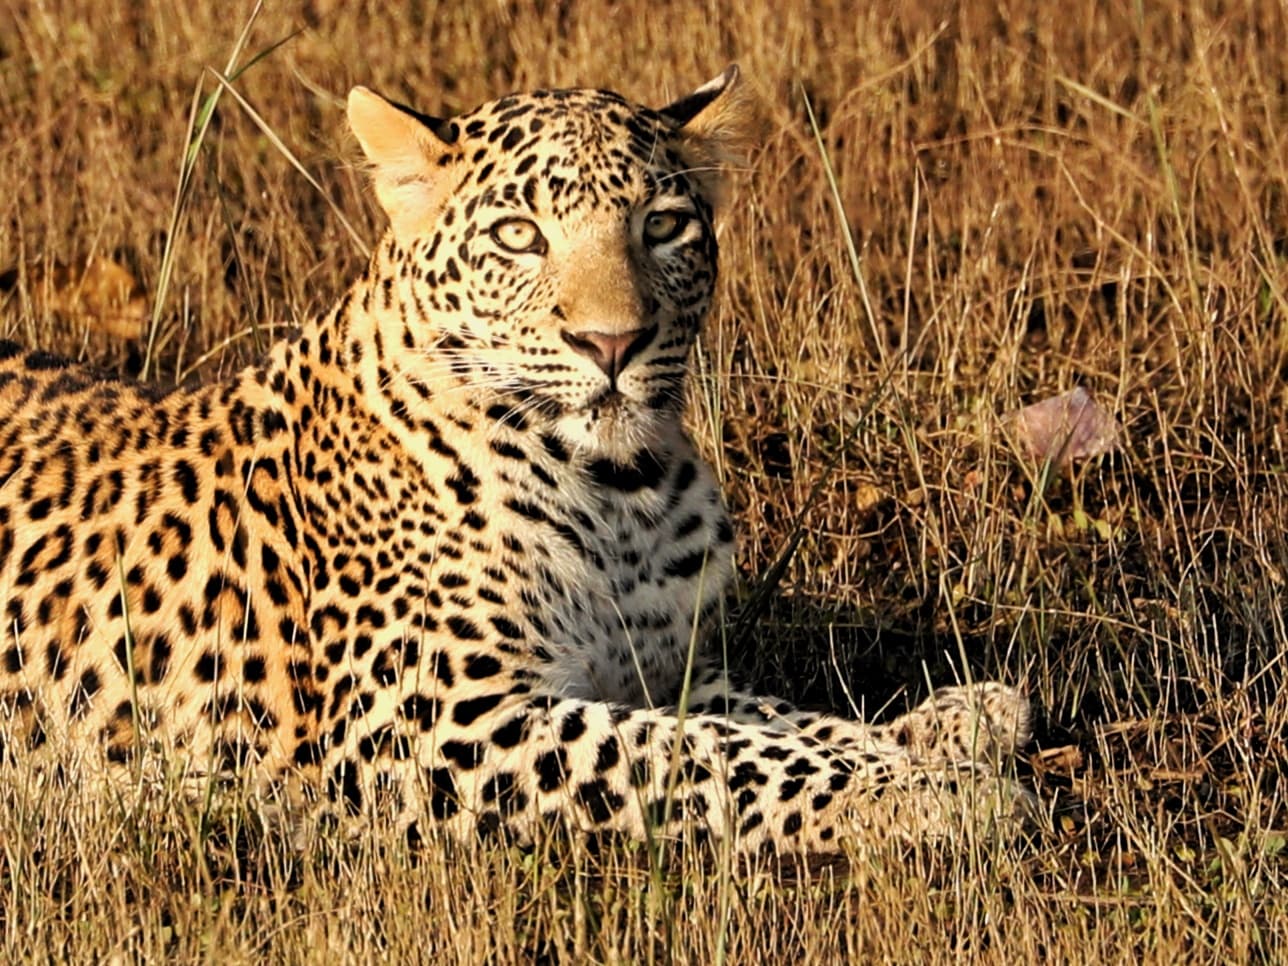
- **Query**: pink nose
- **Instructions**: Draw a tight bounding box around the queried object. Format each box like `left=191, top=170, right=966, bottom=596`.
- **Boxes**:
left=560, top=325, right=657, bottom=382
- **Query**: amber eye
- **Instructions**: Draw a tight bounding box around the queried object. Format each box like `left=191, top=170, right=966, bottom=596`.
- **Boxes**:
left=643, top=210, right=690, bottom=245
left=490, top=218, right=545, bottom=254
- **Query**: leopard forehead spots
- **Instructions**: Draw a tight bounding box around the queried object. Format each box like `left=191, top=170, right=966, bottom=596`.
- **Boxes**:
left=1, top=68, right=1035, bottom=857
left=459, top=90, right=686, bottom=214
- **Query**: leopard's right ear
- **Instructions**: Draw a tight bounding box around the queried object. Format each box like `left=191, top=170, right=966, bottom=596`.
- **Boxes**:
left=347, top=87, right=460, bottom=237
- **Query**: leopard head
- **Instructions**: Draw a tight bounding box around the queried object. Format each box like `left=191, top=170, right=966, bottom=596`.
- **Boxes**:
left=347, top=68, right=749, bottom=458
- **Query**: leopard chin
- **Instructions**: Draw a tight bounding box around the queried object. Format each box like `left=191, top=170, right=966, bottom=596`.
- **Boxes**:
left=551, top=398, right=664, bottom=458
left=585, top=388, right=632, bottom=419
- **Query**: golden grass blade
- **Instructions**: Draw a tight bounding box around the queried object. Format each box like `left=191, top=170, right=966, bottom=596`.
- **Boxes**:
left=144, top=1, right=295, bottom=380
left=205, top=68, right=371, bottom=261
left=800, top=84, right=883, bottom=367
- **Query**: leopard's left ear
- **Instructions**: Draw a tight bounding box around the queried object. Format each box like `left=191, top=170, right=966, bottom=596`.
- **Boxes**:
left=658, top=65, right=753, bottom=176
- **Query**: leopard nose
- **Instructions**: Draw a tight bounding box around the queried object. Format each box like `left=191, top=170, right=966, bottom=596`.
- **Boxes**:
left=560, top=325, right=657, bottom=382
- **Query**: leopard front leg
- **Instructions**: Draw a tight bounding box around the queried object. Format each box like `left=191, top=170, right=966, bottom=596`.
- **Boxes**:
left=684, top=660, right=1032, bottom=766
left=325, top=690, right=1035, bottom=853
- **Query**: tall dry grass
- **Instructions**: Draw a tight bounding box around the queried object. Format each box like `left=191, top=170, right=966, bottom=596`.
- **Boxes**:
left=3, top=0, right=1288, bottom=960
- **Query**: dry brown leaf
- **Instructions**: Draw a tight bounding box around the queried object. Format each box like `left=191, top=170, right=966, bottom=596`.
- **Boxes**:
left=1009, top=386, right=1121, bottom=467
left=1, top=255, right=147, bottom=340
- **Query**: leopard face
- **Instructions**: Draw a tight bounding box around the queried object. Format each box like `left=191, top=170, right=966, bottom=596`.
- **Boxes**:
left=349, top=74, right=742, bottom=458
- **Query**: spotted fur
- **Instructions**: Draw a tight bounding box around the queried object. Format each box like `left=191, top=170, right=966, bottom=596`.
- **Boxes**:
left=0, top=68, right=1033, bottom=852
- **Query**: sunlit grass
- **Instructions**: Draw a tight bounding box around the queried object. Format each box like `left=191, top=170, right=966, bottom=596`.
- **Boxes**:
left=3, top=0, right=1288, bottom=959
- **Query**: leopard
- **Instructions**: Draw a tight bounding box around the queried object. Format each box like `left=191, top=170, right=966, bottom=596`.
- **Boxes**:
left=0, top=66, right=1035, bottom=854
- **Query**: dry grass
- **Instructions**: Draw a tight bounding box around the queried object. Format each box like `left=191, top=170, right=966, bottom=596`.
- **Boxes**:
left=4, top=0, right=1288, bottom=960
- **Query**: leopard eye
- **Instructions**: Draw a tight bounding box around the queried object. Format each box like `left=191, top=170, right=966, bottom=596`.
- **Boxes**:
left=643, top=210, right=690, bottom=245
left=490, top=218, right=546, bottom=254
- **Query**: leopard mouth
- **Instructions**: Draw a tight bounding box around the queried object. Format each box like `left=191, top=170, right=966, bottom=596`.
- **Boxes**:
left=586, top=387, right=628, bottom=414
left=506, top=381, right=658, bottom=429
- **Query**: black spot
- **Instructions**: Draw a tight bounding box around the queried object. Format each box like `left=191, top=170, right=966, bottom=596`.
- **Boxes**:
left=489, top=616, right=523, bottom=639
left=501, top=126, right=524, bottom=151
left=576, top=778, right=625, bottom=824
left=675, top=514, right=703, bottom=538
left=587, top=451, right=665, bottom=492
left=42, top=643, right=67, bottom=680
left=535, top=748, right=568, bottom=792
left=559, top=707, right=587, bottom=742
left=673, top=461, right=696, bottom=494
left=446, top=615, right=484, bottom=640
left=427, top=650, right=455, bottom=686
left=444, top=464, right=480, bottom=504
left=541, top=434, right=569, bottom=462
left=400, top=693, right=440, bottom=731
left=452, top=693, right=504, bottom=726
left=347, top=691, right=375, bottom=720
left=778, top=778, right=805, bottom=802
left=426, top=766, right=459, bottom=819
left=482, top=771, right=527, bottom=815
left=489, top=439, right=526, bottom=460
left=504, top=498, right=548, bottom=523
left=194, top=651, right=221, bottom=682
left=357, top=607, right=387, bottom=629
left=464, top=653, right=503, bottom=679
left=729, top=760, right=767, bottom=791
left=485, top=403, right=528, bottom=430
left=663, top=550, right=707, bottom=579
left=782, top=811, right=803, bottom=836
left=173, top=460, right=199, bottom=504
left=785, top=756, right=819, bottom=777
left=359, top=725, right=412, bottom=762
left=370, top=646, right=398, bottom=686
left=242, top=655, right=266, bottom=683
left=475, top=811, right=502, bottom=839
left=68, top=667, right=102, bottom=720
left=440, top=740, right=484, bottom=769
left=329, top=759, right=363, bottom=814
left=594, top=736, right=620, bottom=773
left=147, top=634, right=172, bottom=683
left=715, top=518, right=734, bottom=543
left=490, top=714, right=529, bottom=748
